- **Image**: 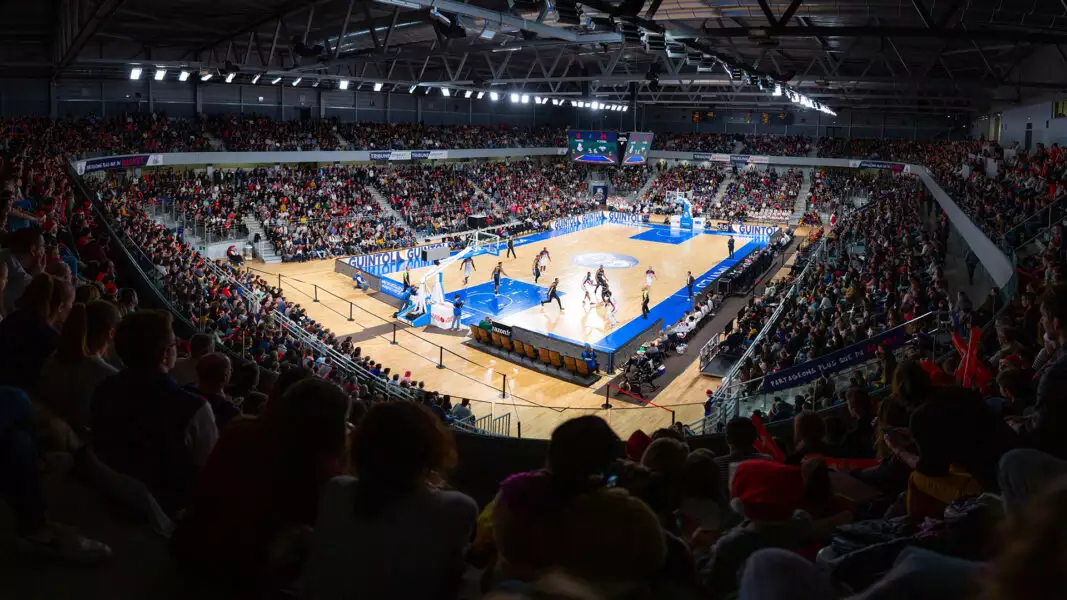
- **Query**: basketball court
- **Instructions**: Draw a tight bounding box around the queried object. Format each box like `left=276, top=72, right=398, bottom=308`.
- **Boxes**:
left=253, top=216, right=770, bottom=439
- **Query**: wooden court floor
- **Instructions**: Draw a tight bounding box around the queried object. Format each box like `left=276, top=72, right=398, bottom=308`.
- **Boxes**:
left=253, top=224, right=737, bottom=439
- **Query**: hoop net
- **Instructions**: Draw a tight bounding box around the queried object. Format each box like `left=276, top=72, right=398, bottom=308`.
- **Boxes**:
left=475, top=230, right=502, bottom=256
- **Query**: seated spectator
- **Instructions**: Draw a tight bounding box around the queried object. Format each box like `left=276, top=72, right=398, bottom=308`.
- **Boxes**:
left=841, top=386, right=876, bottom=458
left=883, top=360, right=1017, bottom=517
left=0, top=273, right=74, bottom=389
left=90, top=310, right=219, bottom=515
left=0, top=226, right=46, bottom=314
left=188, top=352, right=241, bottom=431
left=712, top=417, right=773, bottom=500
left=171, top=379, right=352, bottom=590
left=37, top=300, right=121, bottom=437
left=171, top=332, right=214, bottom=388
left=785, top=410, right=836, bottom=465
left=0, top=386, right=112, bottom=562
left=451, top=397, right=474, bottom=423
left=301, top=401, right=476, bottom=600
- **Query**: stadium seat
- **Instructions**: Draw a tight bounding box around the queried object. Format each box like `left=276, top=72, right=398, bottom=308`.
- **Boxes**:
left=491, top=332, right=504, bottom=348
left=537, top=347, right=553, bottom=372
left=501, top=337, right=514, bottom=352
left=523, top=343, right=538, bottom=362
left=549, top=350, right=564, bottom=369
left=576, top=361, right=592, bottom=377
left=563, top=355, right=579, bottom=374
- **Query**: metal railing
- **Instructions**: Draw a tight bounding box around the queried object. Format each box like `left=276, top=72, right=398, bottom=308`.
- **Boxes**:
left=995, top=193, right=1067, bottom=260
left=145, top=197, right=248, bottom=245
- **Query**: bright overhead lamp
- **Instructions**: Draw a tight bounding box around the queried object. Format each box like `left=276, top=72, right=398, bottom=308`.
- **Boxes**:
left=271, top=77, right=282, bottom=84
left=773, top=83, right=782, bottom=96
left=476, top=91, right=485, bottom=99
left=251, top=74, right=261, bottom=84
left=464, top=90, right=472, bottom=98
left=178, top=70, right=190, bottom=82
left=339, top=79, right=349, bottom=90
left=312, top=80, right=321, bottom=87
left=489, top=91, right=499, bottom=101
left=129, top=67, right=143, bottom=80
left=623, top=105, right=628, bottom=111
left=154, top=69, right=166, bottom=81
left=424, top=86, right=431, bottom=94
left=292, top=77, right=302, bottom=86
left=520, top=94, right=529, bottom=104
left=441, top=87, right=450, bottom=97
left=534, top=96, right=542, bottom=104
left=200, top=73, right=213, bottom=81
left=510, top=92, right=519, bottom=103
left=408, top=85, right=417, bottom=93
left=225, top=72, right=235, bottom=83
left=373, top=82, right=383, bottom=92
left=570, top=100, right=577, bottom=107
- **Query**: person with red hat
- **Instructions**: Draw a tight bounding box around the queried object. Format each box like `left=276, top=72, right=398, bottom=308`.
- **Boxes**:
left=698, top=460, right=814, bottom=599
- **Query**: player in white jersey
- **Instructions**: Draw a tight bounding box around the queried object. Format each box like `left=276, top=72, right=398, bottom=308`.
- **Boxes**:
left=581, top=271, right=594, bottom=304
left=604, top=289, right=618, bottom=326
left=459, top=256, right=476, bottom=285
left=538, top=247, right=552, bottom=271
left=644, top=266, right=657, bottom=290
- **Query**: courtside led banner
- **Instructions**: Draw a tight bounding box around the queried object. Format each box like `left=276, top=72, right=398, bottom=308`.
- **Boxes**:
left=76, top=154, right=163, bottom=174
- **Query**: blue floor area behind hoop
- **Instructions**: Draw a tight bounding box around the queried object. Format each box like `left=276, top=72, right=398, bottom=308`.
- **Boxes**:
left=629, top=227, right=702, bottom=245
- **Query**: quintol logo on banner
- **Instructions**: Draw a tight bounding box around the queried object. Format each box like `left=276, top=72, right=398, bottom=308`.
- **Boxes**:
left=572, top=252, right=640, bottom=269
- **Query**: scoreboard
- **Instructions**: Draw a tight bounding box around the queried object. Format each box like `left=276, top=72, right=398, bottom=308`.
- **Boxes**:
left=569, top=130, right=618, bottom=164
left=621, top=132, right=654, bottom=165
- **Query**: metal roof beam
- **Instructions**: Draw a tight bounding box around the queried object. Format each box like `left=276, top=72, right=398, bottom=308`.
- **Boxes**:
left=389, top=0, right=621, bottom=43
left=701, top=25, right=1067, bottom=44
left=55, top=0, right=127, bottom=73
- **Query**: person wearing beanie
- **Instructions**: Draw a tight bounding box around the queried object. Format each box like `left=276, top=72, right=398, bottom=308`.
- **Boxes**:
left=698, top=460, right=813, bottom=600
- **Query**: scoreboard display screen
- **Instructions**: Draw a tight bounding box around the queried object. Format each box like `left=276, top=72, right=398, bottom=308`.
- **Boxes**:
left=569, top=130, right=618, bottom=164
left=621, top=132, right=654, bottom=165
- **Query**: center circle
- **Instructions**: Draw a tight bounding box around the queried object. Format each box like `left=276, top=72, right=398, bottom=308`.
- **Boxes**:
left=572, top=252, right=640, bottom=269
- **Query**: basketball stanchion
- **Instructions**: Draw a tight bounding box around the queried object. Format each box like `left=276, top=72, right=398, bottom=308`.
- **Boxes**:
left=602, top=385, right=611, bottom=409
left=391, top=322, right=398, bottom=344
left=348, top=302, right=354, bottom=322
left=500, top=373, right=508, bottom=399
left=437, top=346, right=445, bottom=369
left=313, top=284, right=319, bottom=302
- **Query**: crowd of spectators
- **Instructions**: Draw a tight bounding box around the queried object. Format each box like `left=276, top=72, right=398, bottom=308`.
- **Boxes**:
left=709, top=167, right=803, bottom=222
left=740, top=134, right=813, bottom=157
left=374, top=164, right=492, bottom=234
left=337, top=122, right=566, bottom=150
left=637, top=165, right=726, bottom=214
left=610, top=164, right=653, bottom=193
left=204, top=116, right=343, bottom=151
left=723, top=174, right=948, bottom=387
left=653, top=132, right=738, bottom=153
left=9, top=116, right=1067, bottom=600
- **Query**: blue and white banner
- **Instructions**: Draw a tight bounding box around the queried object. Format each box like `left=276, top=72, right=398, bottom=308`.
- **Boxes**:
left=715, top=222, right=780, bottom=237
left=693, top=153, right=713, bottom=161
left=344, top=244, right=450, bottom=270
left=604, top=211, right=650, bottom=225
left=379, top=277, right=407, bottom=299
left=411, top=150, right=431, bottom=160
left=369, top=151, right=392, bottom=161
left=761, top=323, right=915, bottom=393
left=76, top=153, right=163, bottom=174
left=549, top=212, right=604, bottom=231
left=849, top=160, right=905, bottom=172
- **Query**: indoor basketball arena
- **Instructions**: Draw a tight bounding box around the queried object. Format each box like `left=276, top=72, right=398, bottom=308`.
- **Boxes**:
left=0, top=0, right=1061, bottom=597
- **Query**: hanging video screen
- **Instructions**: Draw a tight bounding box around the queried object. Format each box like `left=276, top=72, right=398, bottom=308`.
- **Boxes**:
left=568, top=130, right=618, bottom=164
left=621, top=132, right=654, bottom=165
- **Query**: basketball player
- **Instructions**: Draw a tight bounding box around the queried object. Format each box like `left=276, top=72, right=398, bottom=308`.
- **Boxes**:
left=532, top=255, right=543, bottom=284
left=644, top=265, right=657, bottom=290
left=459, top=256, right=476, bottom=285
left=581, top=271, right=595, bottom=304
left=538, top=247, right=552, bottom=273
left=600, top=282, right=612, bottom=307
left=593, top=265, right=608, bottom=295
left=491, top=261, right=509, bottom=295
left=641, top=288, right=650, bottom=319
left=540, top=277, right=563, bottom=311
left=604, top=288, right=618, bottom=327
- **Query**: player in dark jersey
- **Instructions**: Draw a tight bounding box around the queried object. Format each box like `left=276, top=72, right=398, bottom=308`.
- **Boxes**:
left=459, top=256, right=476, bottom=285
left=599, top=282, right=612, bottom=306
left=593, top=265, right=607, bottom=295
left=532, top=255, right=543, bottom=284
left=491, top=262, right=509, bottom=295
left=540, top=277, right=563, bottom=311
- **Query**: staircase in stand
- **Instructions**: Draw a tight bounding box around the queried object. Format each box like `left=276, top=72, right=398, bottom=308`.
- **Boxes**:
left=242, top=216, right=281, bottom=263
left=203, top=132, right=226, bottom=151
left=366, top=184, right=414, bottom=232
left=790, top=179, right=812, bottom=225
left=334, top=130, right=352, bottom=149
left=632, top=169, right=661, bottom=202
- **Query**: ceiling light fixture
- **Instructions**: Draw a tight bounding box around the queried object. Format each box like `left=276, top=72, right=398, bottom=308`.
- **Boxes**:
left=200, top=73, right=213, bottom=81
left=339, top=79, right=349, bottom=90
left=251, top=74, right=261, bottom=84
left=441, top=87, right=450, bottom=97
left=489, top=91, right=499, bottom=101
left=464, top=90, right=472, bottom=98
left=292, top=77, right=302, bottom=86
left=178, top=70, right=190, bottom=81
left=225, top=72, right=235, bottom=83
left=154, top=69, right=166, bottom=81
left=477, top=91, right=485, bottom=99
left=373, top=82, right=383, bottom=91
left=129, top=67, right=142, bottom=80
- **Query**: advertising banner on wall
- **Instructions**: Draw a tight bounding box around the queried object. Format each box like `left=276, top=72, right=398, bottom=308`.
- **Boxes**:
left=849, top=160, right=906, bottom=172
left=369, top=151, right=392, bottom=161
left=605, top=211, right=650, bottom=225
left=761, top=322, right=915, bottom=392
left=76, top=154, right=164, bottom=175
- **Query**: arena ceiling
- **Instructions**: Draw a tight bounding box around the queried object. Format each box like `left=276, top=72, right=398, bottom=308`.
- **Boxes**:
left=6, top=0, right=1067, bottom=115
